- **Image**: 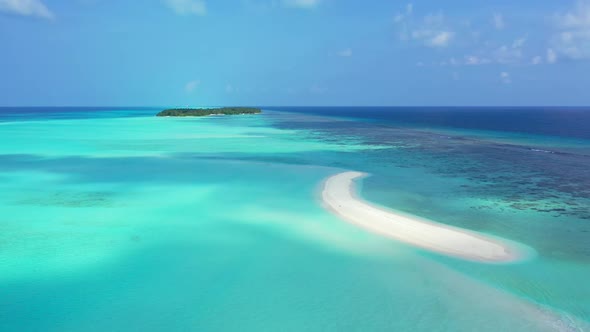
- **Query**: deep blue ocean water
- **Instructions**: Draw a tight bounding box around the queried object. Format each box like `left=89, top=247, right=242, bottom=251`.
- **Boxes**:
left=268, top=107, right=590, bottom=140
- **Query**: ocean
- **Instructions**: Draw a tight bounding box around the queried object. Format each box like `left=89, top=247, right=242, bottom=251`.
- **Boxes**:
left=0, top=107, right=588, bottom=331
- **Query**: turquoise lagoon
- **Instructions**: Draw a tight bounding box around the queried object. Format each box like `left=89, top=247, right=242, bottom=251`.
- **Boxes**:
left=0, top=108, right=589, bottom=331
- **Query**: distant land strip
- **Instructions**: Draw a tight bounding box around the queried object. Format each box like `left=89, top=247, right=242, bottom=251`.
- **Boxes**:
left=156, top=107, right=262, bottom=117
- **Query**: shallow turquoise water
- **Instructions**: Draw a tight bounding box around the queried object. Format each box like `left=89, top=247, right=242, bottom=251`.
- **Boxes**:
left=0, top=109, right=588, bottom=331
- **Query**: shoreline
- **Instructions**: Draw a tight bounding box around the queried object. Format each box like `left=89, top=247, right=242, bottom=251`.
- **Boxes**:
left=321, top=171, right=531, bottom=263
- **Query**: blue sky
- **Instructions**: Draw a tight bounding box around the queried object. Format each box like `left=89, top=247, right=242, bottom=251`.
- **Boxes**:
left=1, top=0, right=590, bottom=106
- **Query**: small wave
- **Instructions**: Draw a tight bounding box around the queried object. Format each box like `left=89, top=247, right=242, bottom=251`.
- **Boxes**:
left=530, top=148, right=554, bottom=154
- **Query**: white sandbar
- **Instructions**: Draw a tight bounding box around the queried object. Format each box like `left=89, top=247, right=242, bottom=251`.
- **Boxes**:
left=321, top=171, right=527, bottom=263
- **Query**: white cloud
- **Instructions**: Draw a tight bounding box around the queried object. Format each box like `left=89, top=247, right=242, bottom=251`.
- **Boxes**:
left=164, top=0, right=207, bottom=16
left=491, top=37, right=526, bottom=64
left=556, top=1, right=590, bottom=28
left=512, top=37, right=527, bottom=49
left=440, top=55, right=491, bottom=66
left=411, top=28, right=454, bottom=48
left=0, top=0, right=54, bottom=19
left=225, top=84, right=234, bottom=94
left=547, top=48, right=558, bottom=63
left=500, top=72, right=511, bottom=84
left=283, top=0, right=320, bottom=9
left=453, top=35, right=527, bottom=66
left=428, top=31, right=453, bottom=47
left=337, top=48, right=353, bottom=57
left=531, top=56, right=543, bottom=65
left=465, top=55, right=491, bottom=65
left=185, top=80, right=201, bottom=93
left=446, top=36, right=526, bottom=67
left=493, top=13, right=505, bottom=30
left=493, top=45, right=522, bottom=64
left=552, top=1, right=590, bottom=59
left=394, top=6, right=454, bottom=48
left=413, top=14, right=453, bottom=48
left=394, top=3, right=413, bottom=22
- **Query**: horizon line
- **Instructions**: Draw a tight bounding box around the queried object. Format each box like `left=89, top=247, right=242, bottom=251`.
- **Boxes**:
left=1, top=105, right=590, bottom=109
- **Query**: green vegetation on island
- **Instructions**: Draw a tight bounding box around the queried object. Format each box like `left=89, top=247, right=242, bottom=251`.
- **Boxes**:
left=156, top=107, right=262, bottom=117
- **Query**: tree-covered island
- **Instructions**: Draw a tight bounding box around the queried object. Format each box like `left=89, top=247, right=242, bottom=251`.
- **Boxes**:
left=156, top=107, right=262, bottom=117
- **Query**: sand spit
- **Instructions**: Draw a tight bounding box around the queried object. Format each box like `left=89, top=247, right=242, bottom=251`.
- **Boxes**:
left=321, top=171, right=530, bottom=263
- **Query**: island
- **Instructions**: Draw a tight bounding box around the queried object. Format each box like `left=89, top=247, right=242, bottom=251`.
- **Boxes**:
left=156, top=107, right=262, bottom=117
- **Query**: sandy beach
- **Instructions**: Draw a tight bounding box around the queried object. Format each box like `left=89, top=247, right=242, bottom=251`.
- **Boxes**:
left=321, top=171, right=528, bottom=263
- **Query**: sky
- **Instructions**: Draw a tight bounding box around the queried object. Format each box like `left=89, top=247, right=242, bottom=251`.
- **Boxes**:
left=1, top=0, right=590, bottom=106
